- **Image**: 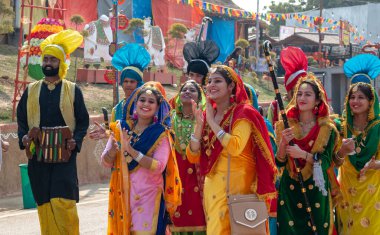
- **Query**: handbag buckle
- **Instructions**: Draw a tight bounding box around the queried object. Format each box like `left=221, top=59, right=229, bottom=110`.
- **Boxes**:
left=244, top=208, right=257, bottom=221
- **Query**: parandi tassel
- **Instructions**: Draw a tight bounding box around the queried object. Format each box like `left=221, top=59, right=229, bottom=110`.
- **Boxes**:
left=313, top=154, right=328, bottom=196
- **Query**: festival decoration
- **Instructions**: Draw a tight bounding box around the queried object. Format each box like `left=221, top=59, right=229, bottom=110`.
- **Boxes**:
left=20, top=17, right=65, bottom=80
left=104, top=69, right=117, bottom=84
left=110, top=13, right=129, bottom=30
left=176, top=0, right=371, bottom=44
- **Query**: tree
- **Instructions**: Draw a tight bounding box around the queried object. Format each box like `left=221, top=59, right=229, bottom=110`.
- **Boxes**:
left=235, top=38, right=250, bottom=49
left=267, top=0, right=304, bottom=37
left=0, top=1, right=15, bottom=34
left=168, top=23, right=187, bottom=60
left=70, top=14, right=85, bottom=81
left=124, top=18, right=145, bottom=36
left=70, top=15, right=85, bottom=30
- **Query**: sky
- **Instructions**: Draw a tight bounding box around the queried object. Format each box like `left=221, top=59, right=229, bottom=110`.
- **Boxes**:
left=232, top=0, right=289, bottom=12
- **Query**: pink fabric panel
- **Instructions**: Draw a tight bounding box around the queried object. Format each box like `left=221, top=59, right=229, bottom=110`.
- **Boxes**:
left=48, top=0, right=98, bottom=31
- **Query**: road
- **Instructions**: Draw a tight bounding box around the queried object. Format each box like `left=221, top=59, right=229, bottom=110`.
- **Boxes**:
left=0, top=183, right=109, bottom=234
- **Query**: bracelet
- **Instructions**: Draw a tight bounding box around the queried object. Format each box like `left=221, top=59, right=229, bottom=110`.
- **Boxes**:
left=216, top=129, right=226, bottom=139
left=190, top=134, right=200, bottom=143
left=276, top=154, right=287, bottom=162
left=134, top=152, right=144, bottom=162
left=335, top=152, right=345, bottom=161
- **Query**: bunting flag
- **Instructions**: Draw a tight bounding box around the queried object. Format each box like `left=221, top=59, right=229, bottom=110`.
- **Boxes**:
left=175, top=0, right=371, bottom=43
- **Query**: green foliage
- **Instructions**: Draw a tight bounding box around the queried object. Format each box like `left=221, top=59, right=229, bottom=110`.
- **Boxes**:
left=235, top=38, right=250, bottom=49
left=168, top=23, right=187, bottom=39
left=267, top=1, right=304, bottom=37
left=124, top=18, right=144, bottom=35
left=70, top=15, right=85, bottom=27
left=81, top=29, right=90, bottom=38
left=0, top=2, right=15, bottom=34
left=307, top=56, right=318, bottom=67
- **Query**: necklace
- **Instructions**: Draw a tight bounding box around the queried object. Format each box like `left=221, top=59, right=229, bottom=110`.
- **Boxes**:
left=43, top=79, right=61, bottom=91
left=347, top=123, right=370, bottom=155
left=173, top=114, right=194, bottom=156
left=299, top=120, right=316, bottom=136
left=181, top=112, right=193, bottom=119
left=132, top=124, right=148, bottom=135
left=353, top=122, right=368, bottom=132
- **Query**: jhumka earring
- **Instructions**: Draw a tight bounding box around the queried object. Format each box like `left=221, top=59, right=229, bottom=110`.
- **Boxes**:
left=313, top=104, right=319, bottom=116
left=133, top=110, right=138, bottom=120
left=153, top=112, right=158, bottom=123
left=230, top=95, right=235, bottom=103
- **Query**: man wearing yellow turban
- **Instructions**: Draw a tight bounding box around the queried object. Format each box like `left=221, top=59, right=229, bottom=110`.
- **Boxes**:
left=16, top=29, right=89, bottom=235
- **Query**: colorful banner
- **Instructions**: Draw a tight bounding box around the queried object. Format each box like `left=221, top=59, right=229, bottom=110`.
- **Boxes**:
left=175, top=0, right=370, bottom=44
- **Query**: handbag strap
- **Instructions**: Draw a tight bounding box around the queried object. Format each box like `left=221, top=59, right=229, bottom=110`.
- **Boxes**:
left=226, top=112, right=234, bottom=197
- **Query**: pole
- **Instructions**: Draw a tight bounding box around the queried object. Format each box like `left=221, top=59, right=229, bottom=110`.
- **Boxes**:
left=111, top=0, right=119, bottom=106
left=255, top=0, right=260, bottom=61
left=318, top=0, right=323, bottom=68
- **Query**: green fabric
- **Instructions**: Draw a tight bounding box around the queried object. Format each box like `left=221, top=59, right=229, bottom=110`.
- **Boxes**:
left=277, top=130, right=336, bottom=235
left=172, top=110, right=195, bottom=155
left=171, top=83, right=206, bottom=155
left=343, top=84, right=380, bottom=171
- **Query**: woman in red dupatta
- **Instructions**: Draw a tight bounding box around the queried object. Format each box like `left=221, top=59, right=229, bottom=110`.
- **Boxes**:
left=186, top=65, right=277, bottom=234
left=275, top=74, right=340, bottom=235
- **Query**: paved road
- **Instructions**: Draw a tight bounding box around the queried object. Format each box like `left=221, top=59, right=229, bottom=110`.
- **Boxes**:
left=0, top=183, right=109, bottom=234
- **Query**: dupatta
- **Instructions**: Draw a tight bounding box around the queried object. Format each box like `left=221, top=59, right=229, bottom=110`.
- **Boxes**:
left=200, top=65, right=277, bottom=200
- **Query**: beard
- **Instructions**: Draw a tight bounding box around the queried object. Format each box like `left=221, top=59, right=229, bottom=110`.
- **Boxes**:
left=42, top=65, right=59, bottom=77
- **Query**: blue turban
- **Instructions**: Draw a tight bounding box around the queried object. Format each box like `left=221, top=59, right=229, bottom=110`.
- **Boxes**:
left=344, top=54, right=380, bottom=84
left=111, top=43, right=151, bottom=87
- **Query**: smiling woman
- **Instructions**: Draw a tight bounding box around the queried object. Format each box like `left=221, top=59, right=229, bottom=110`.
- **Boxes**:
left=100, top=83, right=182, bottom=234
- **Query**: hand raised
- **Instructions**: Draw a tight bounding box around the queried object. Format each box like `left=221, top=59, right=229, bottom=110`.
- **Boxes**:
left=192, top=99, right=204, bottom=125
left=121, top=129, right=133, bottom=155
left=205, top=97, right=215, bottom=125
left=89, top=121, right=107, bottom=140
left=107, top=133, right=119, bottom=157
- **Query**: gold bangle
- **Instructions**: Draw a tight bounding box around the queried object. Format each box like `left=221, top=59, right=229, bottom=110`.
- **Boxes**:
left=335, top=153, right=344, bottom=161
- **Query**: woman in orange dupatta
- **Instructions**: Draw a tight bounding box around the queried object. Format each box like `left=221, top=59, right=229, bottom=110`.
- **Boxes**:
left=186, top=65, right=277, bottom=234
left=100, top=84, right=181, bottom=234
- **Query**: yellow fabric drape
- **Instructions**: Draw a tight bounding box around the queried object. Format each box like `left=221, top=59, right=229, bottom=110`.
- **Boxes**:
left=337, top=156, right=380, bottom=234
left=107, top=122, right=131, bottom=235
left=27, top=79, right=76, bottom=132
left=37, top=198, right=79, bottom=235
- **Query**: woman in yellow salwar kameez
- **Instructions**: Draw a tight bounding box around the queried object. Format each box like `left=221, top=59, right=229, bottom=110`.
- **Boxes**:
left=187, top=65, right=277, bottom=234
left=336, top=54, right=380, bottom=235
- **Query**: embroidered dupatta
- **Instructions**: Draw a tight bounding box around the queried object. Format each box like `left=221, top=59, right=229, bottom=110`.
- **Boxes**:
left=342, top=83, right=380, bottom=171
left=107, top=84, right=182, bottom=234
left=275, top=73, right=340, bottom=180
left=200, top=65, right=277, bottom=200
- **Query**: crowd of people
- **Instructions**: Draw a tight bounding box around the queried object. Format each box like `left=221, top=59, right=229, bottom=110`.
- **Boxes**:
left=13, top=28, right=380, bottom=235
